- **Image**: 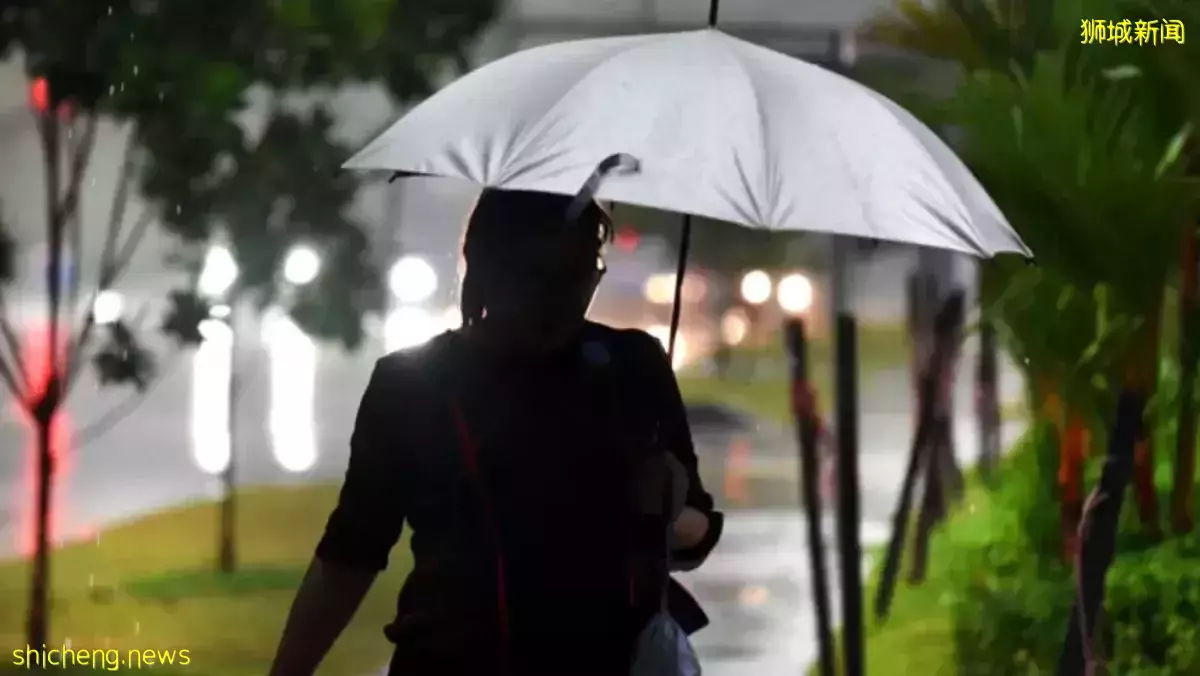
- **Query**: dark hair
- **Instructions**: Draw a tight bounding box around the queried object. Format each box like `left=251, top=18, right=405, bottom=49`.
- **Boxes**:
left=460, top=189, right=613, bottom=327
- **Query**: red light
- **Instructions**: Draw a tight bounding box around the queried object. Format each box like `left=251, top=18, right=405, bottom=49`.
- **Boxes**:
left=14, top=323, right=71, bottom=558
left=614, top=226, right=639, bottom=252
left=29, top=77, right=49, bottom=114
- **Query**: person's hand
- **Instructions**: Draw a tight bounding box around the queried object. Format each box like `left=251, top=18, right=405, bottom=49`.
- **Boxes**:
left=634, top=451, right=688, bottom=521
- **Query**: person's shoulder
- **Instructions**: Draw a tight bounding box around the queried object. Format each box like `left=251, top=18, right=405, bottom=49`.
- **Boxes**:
left=375, top=330, right=462, bottom=381
left=582, top=321, right=668, bottom=364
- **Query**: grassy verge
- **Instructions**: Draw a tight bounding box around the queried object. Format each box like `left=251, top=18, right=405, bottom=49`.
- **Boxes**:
left=0, top=485, right=411, bottom=675
left=801, top=466, right=1014, bottom=676
left=677, top=322, right=911, bottom=425
left=816, top=428, right=1200, bottom=675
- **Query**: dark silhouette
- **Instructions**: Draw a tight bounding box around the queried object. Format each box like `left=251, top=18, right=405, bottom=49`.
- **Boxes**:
left=783, top=318, right=835, bottom=676
left=269, top=189, right=724, bottom=676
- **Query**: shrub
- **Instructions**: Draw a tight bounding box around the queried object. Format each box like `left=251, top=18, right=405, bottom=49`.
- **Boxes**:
left=946, top=419, right=1200, bottom=674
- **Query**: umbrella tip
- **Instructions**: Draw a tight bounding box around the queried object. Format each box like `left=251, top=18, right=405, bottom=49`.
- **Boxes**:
left=1025, top=256, right=1037, bottom=267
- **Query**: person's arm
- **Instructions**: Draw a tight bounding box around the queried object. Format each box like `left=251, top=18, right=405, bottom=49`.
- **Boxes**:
left=269, top=357, right=411, bottom=676
left=632, top=331, right=725, bottom=571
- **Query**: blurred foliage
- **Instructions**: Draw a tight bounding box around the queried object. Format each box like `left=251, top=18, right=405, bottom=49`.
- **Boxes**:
left=155, top=106, right=385, bottom=349
left=943, top=420, right=1200, bottom=674
left=0, top=0, right=498, bottom=354
left=869, top=0, right=1197, bottom=411
left=160, top=290, right=211, bottom=347
left=91, top=320, right=156, bottom=391
left=862, top=0, right=1200, bottom=671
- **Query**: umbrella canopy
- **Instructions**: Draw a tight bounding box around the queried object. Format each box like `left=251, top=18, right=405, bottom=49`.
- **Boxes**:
left=345, top=28, right=1030, bottom=259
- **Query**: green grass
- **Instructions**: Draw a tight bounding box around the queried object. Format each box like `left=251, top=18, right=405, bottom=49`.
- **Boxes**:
left=678, top=322, right=911, bottom=424
left=819, top=433, right=1200, bottom=675
left=0, top=485, right=412, bottom=676
left=802, top=468, right=1016, bottom=676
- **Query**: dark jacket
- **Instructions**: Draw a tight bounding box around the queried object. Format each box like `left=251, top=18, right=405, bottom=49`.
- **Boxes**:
left=315, top=322, right=724, bottom=675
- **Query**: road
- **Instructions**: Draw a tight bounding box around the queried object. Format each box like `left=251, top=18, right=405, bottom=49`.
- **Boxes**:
left=0, top=327, right=1022, bottom=675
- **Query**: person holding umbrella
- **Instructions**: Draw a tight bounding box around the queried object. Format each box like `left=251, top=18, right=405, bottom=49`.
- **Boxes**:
left=268, top=187, right=723, bottom=676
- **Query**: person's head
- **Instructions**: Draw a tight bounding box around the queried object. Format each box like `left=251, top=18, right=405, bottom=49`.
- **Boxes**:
left=460, top=188, right=612, bottom=350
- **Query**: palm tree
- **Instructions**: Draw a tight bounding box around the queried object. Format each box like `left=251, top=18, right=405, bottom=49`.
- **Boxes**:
left=867, top=0, right=1193, bottom=540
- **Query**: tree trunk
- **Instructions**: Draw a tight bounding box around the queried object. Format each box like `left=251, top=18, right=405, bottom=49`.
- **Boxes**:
left=783, top=318, right=836, bottom=676
left=1059, top=414, right=1088, bottom=559
left=977, top=318, right=1001, bottom=483
left=1128, top=319, right=1162, bottom=536
left=1059, top=390, right=1143, bottom=676
left=908, top=413, right=948, bottom=584
left=1173, top=224, right=1198, bottom=535
left=218, top=365, right=237, bottom=573
left=26, top=415, right=54, bottom=649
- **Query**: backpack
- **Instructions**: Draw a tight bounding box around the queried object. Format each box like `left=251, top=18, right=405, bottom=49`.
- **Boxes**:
left=429, top=327, right=703, bottom=675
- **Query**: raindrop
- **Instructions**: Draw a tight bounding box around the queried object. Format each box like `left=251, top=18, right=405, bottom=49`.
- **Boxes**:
left=88, top=573, right=95, bottom=588
left=175, top=204, right=181, bottom=215
left=119, top=82, right=125, bottom=93
left=133, top=65, right=139, bottom=76
left=108, top=84, right=115, bottom=96
left=134, top=620, right=140, bottom=635
left=91, top=177, right=97, bottom=187
left=158, top=91, right=164, bottom=102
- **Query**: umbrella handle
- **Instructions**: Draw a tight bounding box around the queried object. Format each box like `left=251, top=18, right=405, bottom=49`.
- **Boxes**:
left=565, top=153, right=640, bottom=222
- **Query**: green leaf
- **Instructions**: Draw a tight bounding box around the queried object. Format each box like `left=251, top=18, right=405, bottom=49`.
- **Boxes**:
left=1155, top=122, right=1192, bottom=178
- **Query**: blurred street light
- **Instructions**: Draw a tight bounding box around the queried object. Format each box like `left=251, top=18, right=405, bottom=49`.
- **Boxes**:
left=191, top=318, right=233, bottom=475
left=643, top=273, right=676, bottom=305
left=777, top=272, right=814, bottom=314
left=720, top=308, right=750, bottom=346
left=646, top=324, right=689, bottom=371
left=389, top=255, right=438, bottom=304
left=282, top=244, right=322, bottom=286
left=262, top=309, right=317, bottom=473
left=198, top=245, right=238, bottom=299
left=644, top=272, right=707, bottom=305
left=740, top=270, right=772, bottom=305
left=385, top=306, right=441, bottom=351
left=91, top=290, right=125, bottom=325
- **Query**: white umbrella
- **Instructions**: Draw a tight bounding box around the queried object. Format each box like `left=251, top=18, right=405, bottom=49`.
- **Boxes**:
left=344, top=28, right=1029, bottom=259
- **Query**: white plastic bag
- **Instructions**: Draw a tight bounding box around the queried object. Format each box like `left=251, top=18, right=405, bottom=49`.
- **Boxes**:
left=629, top=610, right=702, bottom=676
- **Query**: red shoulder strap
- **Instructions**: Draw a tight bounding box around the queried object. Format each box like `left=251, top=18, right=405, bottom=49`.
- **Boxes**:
left=449, top=399, right=511, bottom=674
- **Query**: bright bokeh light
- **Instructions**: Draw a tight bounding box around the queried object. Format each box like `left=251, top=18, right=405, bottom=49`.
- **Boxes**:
left=720, top=308, right=750, bottom=346
left=643, top=273, right=707, bottom=305
left=92, top=290, right=124, bottom=325
left=777, top=273, right=815, bottom=315
left=282, top=244, right=322, bottom=286
left=28, top=77, right=49, bottom=114
left=198, top=245, right=238, bottom=298
left=643, top=274, right=676, bottom=305
left=389, top=256, right=438, bottom=304
left=740, top=270, right=772, bottom=305
left=385, top=307, right=441, bottom=351
left=263, top=310, right=317, bottom=473
left=739, top=584, right=770, bottom=607
left=645, top=324, right=689, bottom=371
left=190, top=319, right=232, bottom=475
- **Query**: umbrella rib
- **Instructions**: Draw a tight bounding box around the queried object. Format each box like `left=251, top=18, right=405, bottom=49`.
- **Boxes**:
left=727, top=44, right=778, bottom=228
left=863, top=91, right=991, bottom=253
left=498, top=39, right=654, bottom=185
